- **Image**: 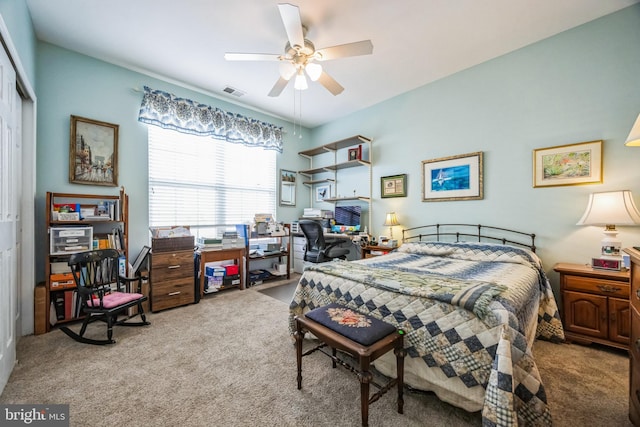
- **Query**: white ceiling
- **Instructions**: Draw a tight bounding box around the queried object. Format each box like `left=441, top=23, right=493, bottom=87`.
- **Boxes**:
left=25, top=0, right=638, bottom=128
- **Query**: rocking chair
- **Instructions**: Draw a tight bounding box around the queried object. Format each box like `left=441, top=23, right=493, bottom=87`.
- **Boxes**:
left=60, top=248, right=150, bottom=345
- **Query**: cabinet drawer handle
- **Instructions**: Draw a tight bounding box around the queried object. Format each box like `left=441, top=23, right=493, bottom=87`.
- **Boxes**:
left=168, top=265, right=181, bottom=269
left=168, top=291, right=181, bottom=296
left=636, top=289, right=640, bottom=299
left=636, top=339, right=640, bottom=351
left=597, top=284, right=620, bottom=293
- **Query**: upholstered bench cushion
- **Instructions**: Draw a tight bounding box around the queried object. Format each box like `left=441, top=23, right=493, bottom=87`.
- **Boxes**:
left=305, top=303, right=397, bottom=346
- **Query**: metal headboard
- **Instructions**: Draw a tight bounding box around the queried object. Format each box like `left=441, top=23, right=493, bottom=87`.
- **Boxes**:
left=401, top=223, right=536, bottom=253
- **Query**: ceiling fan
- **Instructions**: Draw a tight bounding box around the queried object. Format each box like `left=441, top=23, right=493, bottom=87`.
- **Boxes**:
left=224, top=3, right=373, bottom=97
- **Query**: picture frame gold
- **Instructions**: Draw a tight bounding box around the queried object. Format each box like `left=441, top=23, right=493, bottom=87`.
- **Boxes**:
left=69, top=115, right=119, bottom=186
left=279, top=169, right=296, bottom=206
left=381, top=174, right=407, bottom=198
left=422, top=152, right=483, bottom=202
left=533, top=140, right=603, bottom=188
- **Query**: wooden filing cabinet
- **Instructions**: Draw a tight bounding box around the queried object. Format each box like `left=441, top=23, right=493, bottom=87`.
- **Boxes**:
left=150, top=249, right=195, bottom=312
left=554, top=262, right=630, bottom=351
left=624, top=247, right=640, bottom=426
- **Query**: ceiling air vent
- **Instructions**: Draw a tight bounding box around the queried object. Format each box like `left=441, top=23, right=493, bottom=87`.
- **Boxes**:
left=222, top=86, right=245, bottom=97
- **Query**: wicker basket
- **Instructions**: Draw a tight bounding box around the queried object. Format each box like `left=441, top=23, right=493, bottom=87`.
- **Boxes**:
left=151, top=236, right=195, bottom=252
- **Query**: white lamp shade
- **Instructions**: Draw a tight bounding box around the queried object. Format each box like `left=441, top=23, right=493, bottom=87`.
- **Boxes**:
left=576, top=190, right=640, bottom=226
left=305, top=63, right=322, bottom=81
left=626, top=113, right=640, bottom=146
left=279, top=61, right=296, bottom=81
left=383, top=212, right=400, bottom=227
left=294, top=69, right=308, bottom=90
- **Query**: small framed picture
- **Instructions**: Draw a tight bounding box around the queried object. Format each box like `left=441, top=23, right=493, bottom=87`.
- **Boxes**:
left=315, top=185, right=330, bottom=202
left=348, top=148, right=359, bottom=161
left=381, top=174, right=407, bottom=198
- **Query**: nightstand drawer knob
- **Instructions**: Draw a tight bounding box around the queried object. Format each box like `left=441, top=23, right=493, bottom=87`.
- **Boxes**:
left=597, top=284, right=620, bottom=293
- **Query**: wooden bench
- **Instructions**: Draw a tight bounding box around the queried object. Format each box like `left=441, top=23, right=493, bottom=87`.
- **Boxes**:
left=294, top=303, right=405, bottom=427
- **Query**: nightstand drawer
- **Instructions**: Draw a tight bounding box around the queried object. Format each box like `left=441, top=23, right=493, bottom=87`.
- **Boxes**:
left=562, top=274, right=629, bottom=298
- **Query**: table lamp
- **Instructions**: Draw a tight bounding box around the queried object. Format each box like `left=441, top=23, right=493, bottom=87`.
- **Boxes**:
left=625, top=113, right=640, bottom=146
left=383, top=212, right=400, bottom=240
left=576, top=190, right=640, bottom=269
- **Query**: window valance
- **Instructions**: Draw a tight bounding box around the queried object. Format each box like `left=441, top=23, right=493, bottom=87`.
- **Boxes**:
left=138, top=86, right=283, bottom=152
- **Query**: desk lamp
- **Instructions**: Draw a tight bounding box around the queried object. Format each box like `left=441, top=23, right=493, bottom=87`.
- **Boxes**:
left=383, top=212, right=400, bottom=240
left=577, top=190, right=640, bottom=269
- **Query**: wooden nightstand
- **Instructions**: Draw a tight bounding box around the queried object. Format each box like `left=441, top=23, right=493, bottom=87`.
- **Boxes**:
left=554, top=262, right=630, bottom=351
left=361, top=245, right=396, bottom=259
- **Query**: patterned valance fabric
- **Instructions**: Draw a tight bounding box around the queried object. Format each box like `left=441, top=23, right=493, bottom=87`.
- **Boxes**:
left=138, top=86, right=283, bottom=152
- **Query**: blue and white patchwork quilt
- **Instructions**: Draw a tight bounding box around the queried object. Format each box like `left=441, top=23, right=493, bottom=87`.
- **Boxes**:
left=288, top=241, right=565, bottom=427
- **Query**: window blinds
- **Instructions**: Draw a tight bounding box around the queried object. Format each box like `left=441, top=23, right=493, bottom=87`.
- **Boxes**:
left=148, top=126, right=276, bottom=237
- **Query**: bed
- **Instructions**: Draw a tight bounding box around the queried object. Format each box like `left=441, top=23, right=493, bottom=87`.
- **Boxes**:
left=288, top=224, right=565, bottom=427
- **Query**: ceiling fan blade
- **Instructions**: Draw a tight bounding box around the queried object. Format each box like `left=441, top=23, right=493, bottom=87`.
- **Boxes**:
left=278, top=3, right=304, bottom=48
left=317, top=71, right=344, bottom=96
left=268, top=76, right=290, bottom=97
left=316, top=40, right=373, bottom=61
left=224, top=53, right=281, bottom=61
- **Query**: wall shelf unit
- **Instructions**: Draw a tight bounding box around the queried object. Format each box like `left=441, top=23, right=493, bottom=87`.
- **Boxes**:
left=298, top=135, right=372, bottom=231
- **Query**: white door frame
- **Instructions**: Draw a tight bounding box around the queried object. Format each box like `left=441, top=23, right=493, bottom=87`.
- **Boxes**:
left=0, top=16, right=37, bottom=337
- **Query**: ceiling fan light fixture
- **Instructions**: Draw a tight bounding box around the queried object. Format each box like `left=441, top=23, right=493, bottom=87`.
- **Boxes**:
left=279, top=61, right=296, bottom=81
left=294, top=69, right=308, bottom=90
left=305, top=62, right=322, bottom=81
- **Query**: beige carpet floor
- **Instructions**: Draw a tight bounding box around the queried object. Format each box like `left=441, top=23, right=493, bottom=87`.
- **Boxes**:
left=0, top=279, right=632, bottom=426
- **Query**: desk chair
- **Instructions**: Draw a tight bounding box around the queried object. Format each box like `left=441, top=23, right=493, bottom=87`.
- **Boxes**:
left=299, top=220, right=350, bottom=263
left=60, top=249, right=150, bottom=345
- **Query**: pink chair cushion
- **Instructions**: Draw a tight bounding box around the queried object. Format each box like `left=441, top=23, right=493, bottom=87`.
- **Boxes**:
left=86, top=292, right=144, bottom=309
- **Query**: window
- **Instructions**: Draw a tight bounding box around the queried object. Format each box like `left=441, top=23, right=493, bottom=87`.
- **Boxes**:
left=148, top=126, right=276, bottom=238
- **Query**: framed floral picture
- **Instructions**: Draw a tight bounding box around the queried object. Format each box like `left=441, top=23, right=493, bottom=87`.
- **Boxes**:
left=533, top=140, right=603, bottom=188
left=69, top=115, right=119, bottom=186
left=422, top=152, right=483, bottom=202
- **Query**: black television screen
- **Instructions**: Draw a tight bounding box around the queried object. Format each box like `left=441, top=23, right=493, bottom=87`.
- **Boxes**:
left=334, top=205, right=361, bottom=227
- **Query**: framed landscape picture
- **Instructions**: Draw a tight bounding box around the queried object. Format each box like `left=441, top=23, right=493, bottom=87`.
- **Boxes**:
left=533, top=140, right=602, bottom=188
left=69, top=115, right=119, bottom=186
left=422, top=152, right=483, bottom=202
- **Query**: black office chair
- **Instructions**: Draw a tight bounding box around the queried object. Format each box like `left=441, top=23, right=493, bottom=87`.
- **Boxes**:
left=299, top=220, right=350, bottom=263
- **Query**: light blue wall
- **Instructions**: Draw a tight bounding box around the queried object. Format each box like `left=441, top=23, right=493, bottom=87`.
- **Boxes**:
left=34, top=43, right=310, bottom=281
left=0, top=0, right=37, bottom=88
left=16, top=2, right=640, bottom=291
left=312, top=5, right=640, bottom=288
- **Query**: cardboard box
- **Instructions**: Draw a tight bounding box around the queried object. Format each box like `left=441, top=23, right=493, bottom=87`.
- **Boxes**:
left=34, top=284, right=47, bottom=335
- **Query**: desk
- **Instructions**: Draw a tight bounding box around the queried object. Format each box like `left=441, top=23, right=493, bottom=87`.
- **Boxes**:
left=198, top=247, right=245, bottom=295
left=361, top=245, right=396, bottom=259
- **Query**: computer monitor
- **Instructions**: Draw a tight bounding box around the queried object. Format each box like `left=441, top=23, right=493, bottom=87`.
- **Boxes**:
left=334, top=205, right=361, bottom=227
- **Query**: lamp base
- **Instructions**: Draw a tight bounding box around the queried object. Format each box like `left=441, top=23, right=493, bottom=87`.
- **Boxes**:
left=591, top=256, right=623, bottom=271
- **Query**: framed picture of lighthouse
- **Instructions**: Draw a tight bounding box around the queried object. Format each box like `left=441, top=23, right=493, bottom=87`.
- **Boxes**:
left=69, top=115, right=119, bottom=187
left=422, top=151, right=483, bottom=202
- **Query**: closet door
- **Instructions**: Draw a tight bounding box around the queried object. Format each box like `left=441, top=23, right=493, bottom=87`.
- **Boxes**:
left=0, top=41, right=19, bottom=392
